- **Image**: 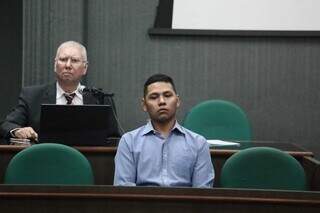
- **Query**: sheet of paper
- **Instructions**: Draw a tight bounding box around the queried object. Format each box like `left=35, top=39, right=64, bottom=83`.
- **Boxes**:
left=207, top=140, right=240, bottom=147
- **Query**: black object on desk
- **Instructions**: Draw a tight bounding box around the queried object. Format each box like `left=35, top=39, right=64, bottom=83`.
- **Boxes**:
left=39, top=104, right=120, bottom=146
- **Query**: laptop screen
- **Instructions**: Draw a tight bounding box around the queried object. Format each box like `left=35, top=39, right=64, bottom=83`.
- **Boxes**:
left=39, top=104, right=120, bottom=146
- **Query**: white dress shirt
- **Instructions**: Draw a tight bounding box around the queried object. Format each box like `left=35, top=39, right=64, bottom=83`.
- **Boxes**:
left=56, top=82, right=83, bottom=105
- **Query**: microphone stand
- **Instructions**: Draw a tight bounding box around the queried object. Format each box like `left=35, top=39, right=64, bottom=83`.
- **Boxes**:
left=82, top=87, right=124, bottom=135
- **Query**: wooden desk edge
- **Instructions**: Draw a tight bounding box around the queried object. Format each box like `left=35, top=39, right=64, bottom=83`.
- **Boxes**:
left=0, top=145, right=314, bottom=157
left=0, top=188, right=320, bottom=206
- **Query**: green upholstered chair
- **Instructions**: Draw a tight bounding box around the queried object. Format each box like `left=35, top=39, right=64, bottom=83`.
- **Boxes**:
left=183, top=100, right=251, bottom=141
left=4, top=143, right=94, bottom=185
left=220, top=147, right=307, bottom=190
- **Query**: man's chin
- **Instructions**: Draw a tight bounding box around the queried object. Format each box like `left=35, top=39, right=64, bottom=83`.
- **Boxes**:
left=59, top=77, right=75, bottom=83
left=57, top=78, right=79, bottom=86
left=62, top=76, right=73, bottom=80
left=154, top=115, right=175, bottom=124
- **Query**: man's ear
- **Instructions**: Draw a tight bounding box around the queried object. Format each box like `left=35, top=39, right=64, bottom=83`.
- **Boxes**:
left=141, top=97, right=147, bottom=112
left=176, top=94, right=181, bottom=108
left=82, top=64, right=88, bottom=75
left=54, top=61, right=57, bottom=73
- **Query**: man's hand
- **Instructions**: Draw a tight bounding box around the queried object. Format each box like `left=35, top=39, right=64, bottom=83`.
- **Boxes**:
left=13, top=127, right=38, bottom=141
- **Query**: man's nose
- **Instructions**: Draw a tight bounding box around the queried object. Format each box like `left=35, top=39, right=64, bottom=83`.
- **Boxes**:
left=65, top=58, right=72, bottom=67
left=158, top=96, right=166, bottom=105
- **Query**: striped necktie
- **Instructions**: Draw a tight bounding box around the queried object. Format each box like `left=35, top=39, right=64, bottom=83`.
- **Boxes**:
left=64, top=93, right=76, bottom=105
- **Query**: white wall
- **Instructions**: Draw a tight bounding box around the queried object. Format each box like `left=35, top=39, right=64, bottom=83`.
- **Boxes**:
left=173, top=0, right=320, bottom=31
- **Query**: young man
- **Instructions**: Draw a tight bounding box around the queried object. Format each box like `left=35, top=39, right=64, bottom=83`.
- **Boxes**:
left=0, top=41, right=116, bottom=141
left=114, top=74, right=214, bottom=187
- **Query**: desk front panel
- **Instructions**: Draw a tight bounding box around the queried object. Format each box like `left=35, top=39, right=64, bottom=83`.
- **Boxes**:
left=0, top=185, right=320, bottom=213
left=0, top=142, right=318, bottom=189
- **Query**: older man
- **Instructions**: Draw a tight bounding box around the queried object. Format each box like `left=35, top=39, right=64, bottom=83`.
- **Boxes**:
left=0, top=41, right=115, bottom=141
left=114, top=73, right=214, bottom=188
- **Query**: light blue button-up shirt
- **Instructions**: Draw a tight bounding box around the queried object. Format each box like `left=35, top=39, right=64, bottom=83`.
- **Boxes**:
left=114, top=121, right=214, bottom=187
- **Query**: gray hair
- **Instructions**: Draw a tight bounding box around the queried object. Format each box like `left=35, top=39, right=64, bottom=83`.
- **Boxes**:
left=55, top=41, right=88, bottom=62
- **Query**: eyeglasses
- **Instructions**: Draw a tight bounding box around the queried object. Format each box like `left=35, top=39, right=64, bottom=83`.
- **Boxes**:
left=56, top=57, right=87, bottom=65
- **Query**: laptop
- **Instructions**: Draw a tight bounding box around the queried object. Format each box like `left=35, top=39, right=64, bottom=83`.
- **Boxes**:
left=39, top=104, right=121, bottom=146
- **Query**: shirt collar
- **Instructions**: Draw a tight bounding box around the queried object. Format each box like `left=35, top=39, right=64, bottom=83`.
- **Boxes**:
left=142, top=120, right=186, bottom=136
left=56, top=82, right=83, bottom=100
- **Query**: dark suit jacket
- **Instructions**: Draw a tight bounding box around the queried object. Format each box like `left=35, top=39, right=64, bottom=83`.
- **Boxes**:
left=0, top=83, right=117, bottom=139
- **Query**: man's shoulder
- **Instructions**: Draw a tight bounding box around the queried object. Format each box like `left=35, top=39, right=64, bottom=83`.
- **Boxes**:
left=178, top=125, right=208, bottom=147
left=121, top=124, right=147, bottom=139
left=22, top=83, right=53, bottom=93
left=180, top=125, right=206, bottom=140
left=19, top=83, right=55, bottom=104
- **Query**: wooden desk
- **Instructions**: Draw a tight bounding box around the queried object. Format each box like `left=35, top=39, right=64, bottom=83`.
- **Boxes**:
left=0, top=185, right=319, bottom=213
left=1, top=141, right=319, bottom=189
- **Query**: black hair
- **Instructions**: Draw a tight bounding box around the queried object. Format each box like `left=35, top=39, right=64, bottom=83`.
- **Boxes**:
left=143, top=73, right=177, bottom=97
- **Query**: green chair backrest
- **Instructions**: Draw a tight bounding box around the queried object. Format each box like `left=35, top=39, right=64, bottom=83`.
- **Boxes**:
left=220, top=147, right=307, bottom=190
left=183, top=100, right=251, bottom=141
left=4, top=143, right=94, bottom=185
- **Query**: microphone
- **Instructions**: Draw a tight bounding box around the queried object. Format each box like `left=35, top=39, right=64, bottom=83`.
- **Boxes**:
left=79, top=86, right=115, bottom=104
left=78, top=86, right=104, bottom=96
left=84, top=87, right=114, bottom=97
